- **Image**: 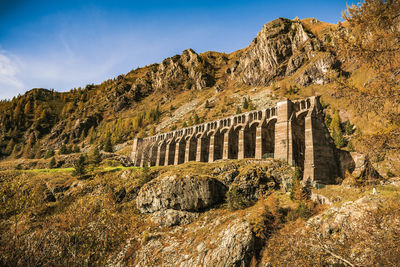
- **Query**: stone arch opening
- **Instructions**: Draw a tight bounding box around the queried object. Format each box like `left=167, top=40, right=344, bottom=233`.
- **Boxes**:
left=244, top=125, right=257, bottom=158
left=199, top=135, right=210, bottom=162
left=293, top=113, right=306, bottom=170
left=167, top=141, right=176, bottom=165
left=150, top=144, right=158, bottom=166
left=212, top=131, right=224, bottom=161
left=177, top=139, right=186, bottom=164
left=262, top=120, right=276, bottom=158
left=228, top=128, right=239, bottom=159
left=188, top=137, right=197, bottom=161
left=158, top=142, right=167, bottom=166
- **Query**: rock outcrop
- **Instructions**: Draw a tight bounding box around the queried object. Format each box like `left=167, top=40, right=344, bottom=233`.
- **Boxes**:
left=109, top=214, right=256, bottom=267
left=232, top=18, right=336, bottom=86
left=136, top=175, right=227, bottom=213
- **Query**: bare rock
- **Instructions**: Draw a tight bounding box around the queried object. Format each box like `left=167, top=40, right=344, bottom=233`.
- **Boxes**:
left=111, top=215, right=255, bottom=267
left=311, top=193, right=332, bottom=205
left=150, top=209, right=199, bottom=227
left=350, top=152, right=381, bottom=179
left=136, top=175, right=227, bottom=213
left=232, top=18, right=336, bottom=86
left=307, top=195, right=382, bottom=236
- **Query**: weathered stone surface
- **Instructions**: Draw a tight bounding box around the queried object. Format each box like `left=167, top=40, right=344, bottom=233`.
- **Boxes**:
left=133, top=97, right=340, bottom=186
left=307, top=195, right=382, bottom=236
left=109, top=215, right=255, bottom=267
left=49, top=113, right=103, bottom=144
left=350, top=152, right=381, bottom=179
left=231, top=18, right=336, bottom=86
left=150, top=209, right=199, bottom=227
left=228, top=165, right=280, bottom=202
left=136, top=175, right=227, bottom=213
left=295, top=53, right=336, bottom=86
left=311, top=193, right=332, bottom=205
left=192, top=219, right=255, bottom=267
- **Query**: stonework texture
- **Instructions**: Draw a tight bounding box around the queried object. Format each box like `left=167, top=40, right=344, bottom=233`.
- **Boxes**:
left=132, top=96, right=340, bottom=184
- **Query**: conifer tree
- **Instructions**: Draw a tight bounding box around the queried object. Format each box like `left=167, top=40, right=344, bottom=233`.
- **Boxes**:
left=243, top=97, right=249, bottom=109
left=89, top=146, right=102, bottom=165
left=44, top=149, right=55, bottom=159
left=73, top=154, right=87, bottom=176
left=5, top=139, right=15, bottom=155
left=49, top=157, right=56, bottom=169
left=59, top=144, right=67, bottom=154
left=205, top=100, right=211, bottom=108
left=330, top=110, right=346, bottom=148
left=72, top=144, right=80, bottom=153
left=103, top=133, right=113, bottom=153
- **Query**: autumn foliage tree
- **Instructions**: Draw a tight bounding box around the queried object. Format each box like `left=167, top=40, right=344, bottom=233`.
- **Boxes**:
left=336, top=0, right=400, bottom=156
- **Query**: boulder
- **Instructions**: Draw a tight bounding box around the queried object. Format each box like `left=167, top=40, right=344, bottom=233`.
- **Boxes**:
left=136, top=175, right=227, bottom=213
left=351, top=152, right=381, bottom=179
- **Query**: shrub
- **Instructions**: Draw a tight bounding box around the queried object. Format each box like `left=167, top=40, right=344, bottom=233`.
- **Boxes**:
left=72, top=144, right=80, bottom=153
left=287, top=202, right=312, bottom=221
left=205, top=100, right=211, bottom=108
left=73, top=155, right=87, bottom=176
left=242, top=97, right=249, bottom=109
left=103, top=134, right=113, bottom=153
left=44, top=149, right=55, bottom=159
left=137, top=166, right=152, bottom=187
left=387, top=170, right=395, bottom=178
left=227, top=185, right=251, bottom=210
left=89, top=146, right=102, bottom=165
left=49, top=157, right=56, bottom=169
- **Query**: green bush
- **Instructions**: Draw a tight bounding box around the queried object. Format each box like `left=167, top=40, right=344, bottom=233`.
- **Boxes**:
left=137, top=166, right=152, bottom=187
left=287, top=202, right=312, bottom=221
left=44, top=149, right=55, bottom=159
left=387, top=170, right=395, bottom=178
left=49, top=157, right=56, bottom=169
left=227, top=185, right=251, bottom=210
left=73, top=155, right=87, bottom=176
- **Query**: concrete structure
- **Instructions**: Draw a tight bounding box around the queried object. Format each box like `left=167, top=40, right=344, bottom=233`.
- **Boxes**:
left=132, top=96, right=338, bottom=184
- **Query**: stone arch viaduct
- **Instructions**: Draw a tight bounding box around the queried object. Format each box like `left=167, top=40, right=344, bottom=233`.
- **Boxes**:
left=132, top=96, right=339, bottom=184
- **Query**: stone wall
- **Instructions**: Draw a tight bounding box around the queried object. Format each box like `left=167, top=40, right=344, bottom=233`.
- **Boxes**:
left=131, top=96, right=339, bottom=184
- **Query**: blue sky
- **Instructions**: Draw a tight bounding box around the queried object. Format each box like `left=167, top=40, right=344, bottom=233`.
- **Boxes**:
left=0, top=0, right=355, bottom=100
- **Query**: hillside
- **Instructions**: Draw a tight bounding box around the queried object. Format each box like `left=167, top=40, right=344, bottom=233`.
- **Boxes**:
left=0, top=17, right=338, bottom=157
left=1, top=14, right=398, bottom=176
left=1, top=0, right=400, bottom=266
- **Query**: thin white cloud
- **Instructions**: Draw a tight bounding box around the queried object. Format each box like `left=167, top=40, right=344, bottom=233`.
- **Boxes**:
left=0, top=50, right=24, bottom=100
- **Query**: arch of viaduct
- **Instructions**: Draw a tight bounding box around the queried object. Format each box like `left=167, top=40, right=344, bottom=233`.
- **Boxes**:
left=132, top=96, right=339, bottom=184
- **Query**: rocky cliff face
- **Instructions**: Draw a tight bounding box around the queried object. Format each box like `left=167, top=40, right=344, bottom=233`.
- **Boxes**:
left=231, top=18, right=336, bottom=86
left=132, top=48, right=215, bottom=96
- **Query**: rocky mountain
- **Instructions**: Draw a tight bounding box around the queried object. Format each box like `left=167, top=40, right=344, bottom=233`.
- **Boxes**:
left=1, top=1, right=400, bottom=265
left=232, top=18, right=336, bottom=86
left=0, top=17, right=339, bottom=160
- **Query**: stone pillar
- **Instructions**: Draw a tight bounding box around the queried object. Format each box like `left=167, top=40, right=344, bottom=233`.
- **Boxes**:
left=208, top=134, right=216, bottom=162
left=302, top=96, right=338, bottom=185
left=164, top=142, right=171, bottom=166
left=174, top=141, right=181, bottom=165
left=184, top=138, right=190, bottom=163
left=303, top=114, right=315, bottom=181
left=148, top=145, right=156, bottom=167
left=238, top=129, right=245, bottom=160
left=131, top=138, right=143, bottom=166
left=274, top=99, right=294, bottom=164
left=196, top=138, right=203, bottom=162
left=139, top=151, right=144, bottom=167
left=222, top=130, right=230, bottom=160
left=156, top=144, right=162, bottom=166
left=255, top=125, right=263, bottom=159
